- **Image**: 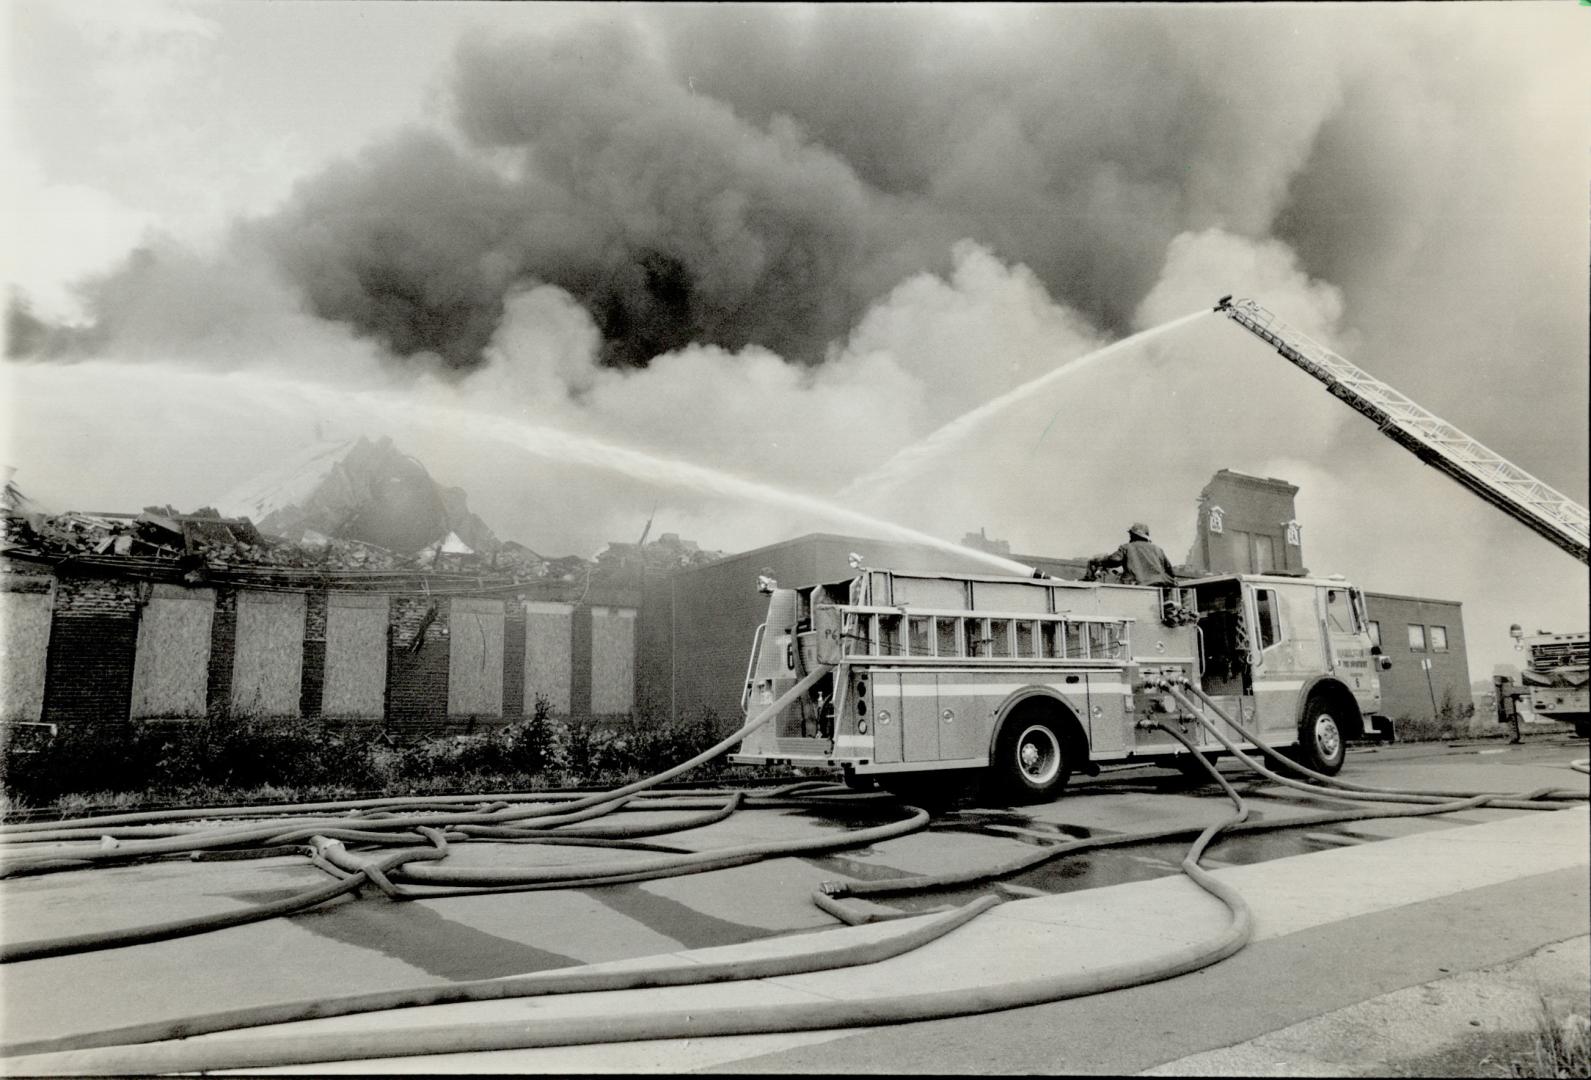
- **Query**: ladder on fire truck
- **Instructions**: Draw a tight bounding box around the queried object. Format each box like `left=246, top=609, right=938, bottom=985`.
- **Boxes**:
left=1215, top=296, right=1590, bottom=565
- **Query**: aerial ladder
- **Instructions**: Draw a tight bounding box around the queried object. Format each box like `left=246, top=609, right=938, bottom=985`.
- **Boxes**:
left=1214, top=296, right=1589, bottom=565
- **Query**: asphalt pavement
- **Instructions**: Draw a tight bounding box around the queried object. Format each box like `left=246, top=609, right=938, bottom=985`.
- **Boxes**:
left=1, top=735, right=1586, bottom=1075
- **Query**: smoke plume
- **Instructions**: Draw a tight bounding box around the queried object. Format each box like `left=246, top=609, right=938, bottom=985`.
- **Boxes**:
left=7, top=4, right=1587, bottom=669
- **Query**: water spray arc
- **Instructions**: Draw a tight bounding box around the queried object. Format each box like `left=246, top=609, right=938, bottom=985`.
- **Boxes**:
left=838, top=308, right=1211, bottom=499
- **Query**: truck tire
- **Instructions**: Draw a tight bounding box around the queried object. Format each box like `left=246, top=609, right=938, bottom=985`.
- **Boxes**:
left=1293, top=692, right=1348, bottom=776
left=994, top=718, right=1072, bottom=802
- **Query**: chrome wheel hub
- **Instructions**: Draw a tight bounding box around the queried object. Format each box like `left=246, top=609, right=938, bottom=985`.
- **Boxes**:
left=1314, top=714, right=1342, bottom=759
left=1015, top=725, right=1061, bottom=784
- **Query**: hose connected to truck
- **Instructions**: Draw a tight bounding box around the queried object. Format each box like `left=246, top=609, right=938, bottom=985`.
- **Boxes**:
left=2, top=671, right=1587, bottom=1073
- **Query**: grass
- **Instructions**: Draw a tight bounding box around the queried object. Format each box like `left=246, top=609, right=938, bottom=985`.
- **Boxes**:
left=1512, top=1004, right=1591, bottom=1078
left=1385, top=999, right=1591, bottom=1078
left=0, top=701, right=783, bottom=822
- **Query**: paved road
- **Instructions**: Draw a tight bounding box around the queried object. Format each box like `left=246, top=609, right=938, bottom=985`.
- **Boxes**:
left=1, top=734, right=1585, bottom=1073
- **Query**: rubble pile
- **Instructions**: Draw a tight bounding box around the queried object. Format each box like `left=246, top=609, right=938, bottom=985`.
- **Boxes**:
left=2, top=447, right=723, bottom=590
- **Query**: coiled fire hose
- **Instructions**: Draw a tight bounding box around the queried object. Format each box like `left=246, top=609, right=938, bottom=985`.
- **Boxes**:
left=0, top=666, right=849, bottom=961
left=4, top=718, right=1256, bottom=1075
left=1157, top=678, right=1586, bottom=809
left=4, top=671, right=1586, bottom=1073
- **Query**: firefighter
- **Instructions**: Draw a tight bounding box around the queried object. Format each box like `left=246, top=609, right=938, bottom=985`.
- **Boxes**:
left=1089, top=522, right=1177, bottom=587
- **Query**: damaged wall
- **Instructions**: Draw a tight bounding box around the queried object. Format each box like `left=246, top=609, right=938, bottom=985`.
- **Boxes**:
left=42, top=574, right=139, bottom=730
left=230, top=591, right=306, bottom=718
left=130, top=584, right=214, bottom=719
left=6, top=562, right=643, bottom=736
left=386, top=596, right=450, bottom=733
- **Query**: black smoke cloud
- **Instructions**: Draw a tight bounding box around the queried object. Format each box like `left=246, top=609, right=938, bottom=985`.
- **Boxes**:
left=243, top=15, right=951, bottom=372
left=11, top=3, right=1587, bottom=500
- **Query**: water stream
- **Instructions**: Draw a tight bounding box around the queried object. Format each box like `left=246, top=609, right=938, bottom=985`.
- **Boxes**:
left=837, top=309, right=1210, bottom=499
left=14, top=361, right=1038, bottom=577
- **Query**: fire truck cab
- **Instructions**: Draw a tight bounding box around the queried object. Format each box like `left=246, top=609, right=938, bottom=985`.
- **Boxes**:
left=732, top=566, right=1391, bottom=801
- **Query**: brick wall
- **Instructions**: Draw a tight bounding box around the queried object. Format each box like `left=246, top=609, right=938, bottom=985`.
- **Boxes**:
left=1364, top=592, right=1472, bottom=723
left=299, top=590, right=328, bottom=720
left=633, top=572, right=676, bottom=719
left=42, top=573, right=140, bottom=731
left=386, top=596, right=450, bottom=736
left=570, top=603, right=593, bottom=718
left=502, top=603, right=526, bottom=721
left=206, top=590, right=237, bottom=718
left=1189, top=470, right=1306, bottom=575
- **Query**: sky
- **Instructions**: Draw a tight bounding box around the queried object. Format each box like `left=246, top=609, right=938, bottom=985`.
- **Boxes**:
left=3, top=1, right=1587, bottom=681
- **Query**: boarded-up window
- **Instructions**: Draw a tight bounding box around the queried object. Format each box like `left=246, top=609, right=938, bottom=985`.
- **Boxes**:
left=524, top=601, right=573, bottom=715
left=131, top=585, right=214, bottom=719
left=0, top=588, right=53, bottom=723
left=322, top=593, right=388, bottom=719
left=449, top=597, right=504, bottom=717
left=590, top=606, right=636, bottom=715
left=231, top=592, right=306, bottom=718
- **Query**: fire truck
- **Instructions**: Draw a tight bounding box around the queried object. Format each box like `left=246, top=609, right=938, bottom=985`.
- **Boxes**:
left=733, top=295, right=1589, bottom=796
left=1496, top=628, right=1590, bottom=738
left=730, top=567, right=1393, bottom=799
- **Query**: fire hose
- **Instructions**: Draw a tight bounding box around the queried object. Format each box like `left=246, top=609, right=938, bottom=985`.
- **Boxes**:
left=4, top=672, right=1587, bottom=1072
left=4, top=716, right=1256, bottom=1075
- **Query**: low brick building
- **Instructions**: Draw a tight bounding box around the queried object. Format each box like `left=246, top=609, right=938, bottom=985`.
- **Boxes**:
left=0, top=554, right=642, bottom=738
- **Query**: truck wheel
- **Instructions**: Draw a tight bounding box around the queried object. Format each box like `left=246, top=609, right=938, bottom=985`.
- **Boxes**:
left=1293, top=693, right=1348, bottom=776
left=995, top=718, right=1072, bottom=802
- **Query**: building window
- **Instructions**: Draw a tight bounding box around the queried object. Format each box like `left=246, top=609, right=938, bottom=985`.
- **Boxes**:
left=1430, top=625, right=1448, bottom=653
left=1367, top=620, right=1381, bottom=647
left=1253, top=534, right=1278, bottom=574
left=1407, top=624, right=1427, bottom=652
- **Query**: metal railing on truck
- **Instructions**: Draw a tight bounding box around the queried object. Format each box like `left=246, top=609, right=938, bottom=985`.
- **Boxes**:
left=832, top=606, right=1133, bottom=664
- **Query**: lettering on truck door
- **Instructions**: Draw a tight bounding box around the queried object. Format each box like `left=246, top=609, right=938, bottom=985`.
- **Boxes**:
left=1321, top=585, right=1372, bottom=703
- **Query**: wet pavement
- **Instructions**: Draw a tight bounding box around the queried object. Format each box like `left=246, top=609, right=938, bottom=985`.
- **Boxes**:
left=0, top=734, right=1585, bottom=1069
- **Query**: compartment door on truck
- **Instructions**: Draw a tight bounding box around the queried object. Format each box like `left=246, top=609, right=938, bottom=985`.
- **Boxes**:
left=871, top=672, right=904, bottom=764
left=900, top=671, right=940, bottom=762
left=1083, top=672, right=1130, bottom=754
left=1247, top=581, right=1322, bottom=739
